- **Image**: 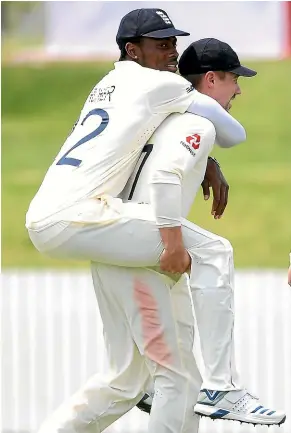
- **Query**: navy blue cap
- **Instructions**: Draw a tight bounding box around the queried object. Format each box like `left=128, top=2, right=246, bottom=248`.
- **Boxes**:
left=116, top=8, right=190, bottom=47
left=179, top=38, right=257, bottom=77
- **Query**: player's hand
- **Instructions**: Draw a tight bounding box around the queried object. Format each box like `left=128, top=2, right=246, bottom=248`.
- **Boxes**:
left=160, top=247, right=191, bottom=274
left=201, top=157, right=229, bottom=219
left=288, top=265, right=291, bottom=287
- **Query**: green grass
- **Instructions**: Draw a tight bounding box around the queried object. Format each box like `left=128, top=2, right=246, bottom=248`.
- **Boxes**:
left=2, top=60, right=291, bottom=268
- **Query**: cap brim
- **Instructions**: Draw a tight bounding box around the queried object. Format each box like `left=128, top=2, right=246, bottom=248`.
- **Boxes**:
left=142, top=27, right=190, bottom=38
left=229, top=65, right=257, bottom=77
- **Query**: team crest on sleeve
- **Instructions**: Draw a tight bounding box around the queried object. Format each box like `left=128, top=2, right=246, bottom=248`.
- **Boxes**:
left=186, top=134, right=201, bottom=149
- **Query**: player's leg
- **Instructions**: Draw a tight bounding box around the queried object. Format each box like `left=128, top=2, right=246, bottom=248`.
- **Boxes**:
left=136, top=273, right=203, bottom=430
left=38, top=354, right=146, bottom=433
left=28, top=199, right=286, bottom=425
left=29, top=199, right=239, bottom=390
left=179, top=221, right=285, bottom=425
left=37, top=268, right=148, bottom=433
left=92, top=263, right=201, bottom=433
left=28, top=199, right=163, bottom=266
left=89, top=217, right=286, bottom=426
left=28, top=199, right=241, bottom=391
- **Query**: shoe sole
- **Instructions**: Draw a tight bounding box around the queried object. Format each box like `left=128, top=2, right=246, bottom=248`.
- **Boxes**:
left=194, top=403, right=286, bottom=426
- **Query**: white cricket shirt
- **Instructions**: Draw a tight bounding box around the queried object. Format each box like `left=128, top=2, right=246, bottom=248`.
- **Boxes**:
left=120, top=113, right=216, bottom=224
left=26, top=61, right=195, bottom=225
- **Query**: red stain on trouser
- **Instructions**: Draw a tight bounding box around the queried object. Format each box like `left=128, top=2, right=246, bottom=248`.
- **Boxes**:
left=134, top=278, right=172, bottom=366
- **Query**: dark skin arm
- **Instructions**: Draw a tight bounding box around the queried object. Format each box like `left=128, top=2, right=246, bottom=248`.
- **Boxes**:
left=201, top=157, right=229, bottom=219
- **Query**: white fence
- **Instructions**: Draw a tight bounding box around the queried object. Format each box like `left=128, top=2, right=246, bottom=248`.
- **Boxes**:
left=1, top=270, right=291, bottom=433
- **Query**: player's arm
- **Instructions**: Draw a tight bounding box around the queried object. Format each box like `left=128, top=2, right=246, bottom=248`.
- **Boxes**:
left=149, top=121, right=216, bottom=274
left=202, top=156, right=229, bottom=219
left=148, top=72, right=246, bottom=148
left=186, top=90, right=246, bottom=148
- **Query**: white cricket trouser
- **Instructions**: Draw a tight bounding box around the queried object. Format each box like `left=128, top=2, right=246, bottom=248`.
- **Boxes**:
left=37, top=266, right=201, bottom=433
left=28, top=196, right=241, bottom=391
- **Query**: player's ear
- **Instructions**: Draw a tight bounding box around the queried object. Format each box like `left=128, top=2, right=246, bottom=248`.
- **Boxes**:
left=204, top=71, right=215, bottom=88
left=125, top=42, right=139, bottom=60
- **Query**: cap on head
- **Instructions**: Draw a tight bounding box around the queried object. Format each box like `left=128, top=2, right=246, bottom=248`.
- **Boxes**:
left=179, top=38, right=257, bottom=77
left=116, top=8, right=190, bottom=48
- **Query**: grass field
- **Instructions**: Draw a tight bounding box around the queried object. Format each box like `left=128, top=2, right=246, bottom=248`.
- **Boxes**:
left=2, top=59, right=291, bottom=268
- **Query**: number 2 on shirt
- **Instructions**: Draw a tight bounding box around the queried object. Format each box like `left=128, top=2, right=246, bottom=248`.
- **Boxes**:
left=56, top=108, right=109, bottom=167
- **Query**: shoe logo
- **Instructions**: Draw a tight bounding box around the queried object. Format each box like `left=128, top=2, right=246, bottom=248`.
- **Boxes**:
left=205, top=390, right=221, bottom=401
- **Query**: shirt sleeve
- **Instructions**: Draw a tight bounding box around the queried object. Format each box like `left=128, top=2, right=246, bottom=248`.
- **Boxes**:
left=150, top=182, right=182, bottom=228
left=187, top=91, right=246, bottom=147
left=147, top=72, right=196, bottom=114
left=147, top=72, right=246, bottom=148
left=149, top=117, right=216, bottom=227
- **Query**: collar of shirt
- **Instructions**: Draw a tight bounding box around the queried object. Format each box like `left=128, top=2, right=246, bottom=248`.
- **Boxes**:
left=114, top=60, right=143, bottom=71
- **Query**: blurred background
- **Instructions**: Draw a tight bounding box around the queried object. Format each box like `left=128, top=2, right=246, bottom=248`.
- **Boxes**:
left=1, top=2, right=291, bottom=433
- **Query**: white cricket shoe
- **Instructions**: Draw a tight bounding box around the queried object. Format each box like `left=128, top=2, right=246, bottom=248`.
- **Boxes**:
left=194, top=389, right=286, bottom=426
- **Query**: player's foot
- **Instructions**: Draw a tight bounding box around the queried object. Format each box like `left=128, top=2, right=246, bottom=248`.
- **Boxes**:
left=136, top=393, right=152, bottom=414
left=194, top=389, right=286, bottom=425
